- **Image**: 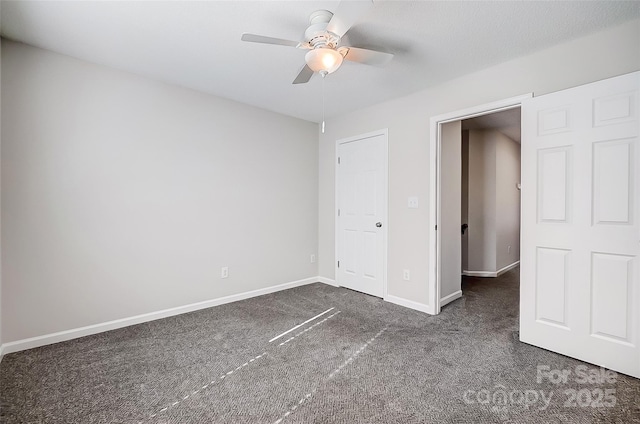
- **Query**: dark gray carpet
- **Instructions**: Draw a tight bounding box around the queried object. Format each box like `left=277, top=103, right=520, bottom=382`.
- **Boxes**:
left=1, top=268, right=639, bottom=423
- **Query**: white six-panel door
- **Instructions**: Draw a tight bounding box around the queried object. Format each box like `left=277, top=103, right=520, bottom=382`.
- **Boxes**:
left=336, top=131, right=388, bottom=298
left=521, top=72, right=640, bottom=378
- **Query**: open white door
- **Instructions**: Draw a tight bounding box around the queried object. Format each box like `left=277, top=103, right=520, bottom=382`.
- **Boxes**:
left=521, top=72, right=640, bottom=378
left=336, top=130, right=388, bottom=298
left=439, top=121, right=463, bottom=306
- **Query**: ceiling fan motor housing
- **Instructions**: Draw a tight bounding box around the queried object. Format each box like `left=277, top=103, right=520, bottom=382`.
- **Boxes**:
left=305, top=10, right=340, bottom=49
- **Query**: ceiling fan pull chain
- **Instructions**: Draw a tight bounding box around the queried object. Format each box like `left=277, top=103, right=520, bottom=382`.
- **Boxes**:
left=321, top=72, right=326, bottom=133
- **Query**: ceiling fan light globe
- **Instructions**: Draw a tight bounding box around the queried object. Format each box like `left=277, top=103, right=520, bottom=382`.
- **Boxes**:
left=322, top=53, right=337, bottom=68
left=305, top=48, right=343, bottom=74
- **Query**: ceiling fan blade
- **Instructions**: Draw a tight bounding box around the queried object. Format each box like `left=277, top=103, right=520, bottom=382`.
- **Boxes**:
left=326, top=0, right=374, bottom=38
left=241, top=33, right=300, bottom=48
left=293, top=65, right=314, bottom=84
left=341, top=47, right=393, bottom=66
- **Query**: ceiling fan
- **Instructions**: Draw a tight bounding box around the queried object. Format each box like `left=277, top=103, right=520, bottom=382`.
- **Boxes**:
left=240, top=0, right=393, bottom=84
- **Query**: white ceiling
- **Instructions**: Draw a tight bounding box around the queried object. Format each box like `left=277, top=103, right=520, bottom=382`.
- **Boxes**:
left=463, top=108, right=521, bottom=143
left=2, top=1, right=638, bottom=123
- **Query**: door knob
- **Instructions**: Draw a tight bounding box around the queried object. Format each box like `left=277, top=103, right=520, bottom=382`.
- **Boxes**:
left=376, top=222, right=383, bottom=227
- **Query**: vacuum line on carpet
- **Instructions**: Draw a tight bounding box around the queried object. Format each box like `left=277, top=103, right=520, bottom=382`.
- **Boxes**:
left=142, top=351, right=268, bottom=422
left=141, top=309, right=340, bottom=422
left=272, top=326, right=388, bottom=424
left=327, top=327, right=387, bottom=379
left=278, top=311, right=341, bottom=346
left=269, top=307, right=335, bottom=342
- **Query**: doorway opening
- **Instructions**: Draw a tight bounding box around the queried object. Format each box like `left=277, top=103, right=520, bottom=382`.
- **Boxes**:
left=460, top=108, right=522, bottom=280
left=428, top=94, right=531, bottom=315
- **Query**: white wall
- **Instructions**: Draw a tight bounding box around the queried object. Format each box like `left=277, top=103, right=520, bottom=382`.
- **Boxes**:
left=465, top=129, right=520, bottom=274
left=1, top=40, right=318, bottom=343
left=495, top=133, right=521, bottom=271
left=467, top=129, right=497, bottom=273
left=318, top=19, right=640, bottom=308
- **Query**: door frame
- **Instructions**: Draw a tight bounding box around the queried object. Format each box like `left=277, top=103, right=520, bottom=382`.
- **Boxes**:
left=335, top=128, right=389, bottom=298
left=428, top=94, right=532, bottom=314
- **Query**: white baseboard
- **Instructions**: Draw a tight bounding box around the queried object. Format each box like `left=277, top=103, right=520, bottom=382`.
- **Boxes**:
left=0, top=344, right=4, bottom=363
left=317, top=277, right=338, bottom=287
left=497, top=261, right=520, bottom=276
left=462, top=270, right=497, bottom=277
left=463, top=261, right=519, bottom=278
left=440, top=290, right=462, bottom=307
left=385, top=294, right=435, bottom=315
left=1, top=276, right=325, bottom=356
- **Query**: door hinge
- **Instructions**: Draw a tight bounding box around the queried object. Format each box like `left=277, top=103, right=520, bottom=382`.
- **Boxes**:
left=338, top=157, right=341, bottom=165
left=338, top=209, right=340, bottom=216
left=435, top=225, right=438, bottom=230
left=337, top=260, right=340, bottom=268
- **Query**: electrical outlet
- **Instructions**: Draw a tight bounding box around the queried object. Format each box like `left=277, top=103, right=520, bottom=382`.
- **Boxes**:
left=408, top=196, right=419, bottom=209
left=221, top=267, right=229, bottom=279
left=310, top=254, right=316, bottom=263
left=403, top=269, right=410, bottom=281
left=508, top=245, right=512, bottom=254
